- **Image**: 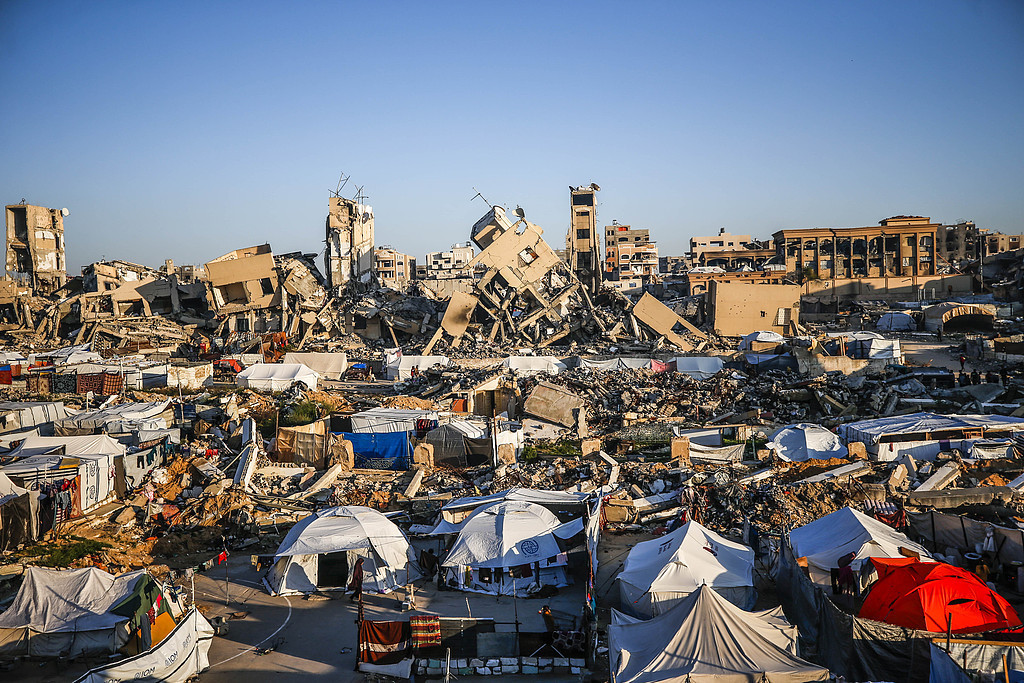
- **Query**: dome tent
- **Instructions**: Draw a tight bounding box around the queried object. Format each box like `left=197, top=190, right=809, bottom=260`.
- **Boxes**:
left=264, top=506, right=417, bottom=596
left=768, top=423, right=848, bottom=462
left=441, top=500, right=580, bottom=597
left=617, top=520, right=755, bottom=617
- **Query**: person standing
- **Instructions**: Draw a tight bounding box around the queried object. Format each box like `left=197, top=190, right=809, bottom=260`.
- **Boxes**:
left=348, top=557, right=364, bottom=603
left=959, top=354, right=967, bottom=372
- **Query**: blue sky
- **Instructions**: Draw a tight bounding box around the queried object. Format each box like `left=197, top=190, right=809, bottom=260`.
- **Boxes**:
left=1, top=1, right=1022, bottom=272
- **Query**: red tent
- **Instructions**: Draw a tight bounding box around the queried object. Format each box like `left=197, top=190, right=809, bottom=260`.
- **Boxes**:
left=858, top=558, right=1021, bottom=634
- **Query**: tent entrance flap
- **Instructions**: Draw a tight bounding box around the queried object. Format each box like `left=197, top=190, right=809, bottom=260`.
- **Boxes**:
left=317, top=552, right=349, bottom=589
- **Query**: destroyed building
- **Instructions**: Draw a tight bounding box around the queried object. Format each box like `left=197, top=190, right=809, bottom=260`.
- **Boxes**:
left=325, top=194, right=374, bottom=291
left=566, top=184, right=602, bottom=296
left=4, top=203, right=67, bottom=295
left=82, top=259, right=162, bottom=292
left=204, top=244, right=280, bottom=335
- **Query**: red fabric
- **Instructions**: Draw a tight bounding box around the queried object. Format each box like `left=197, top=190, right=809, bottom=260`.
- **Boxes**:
left=859, top=558, right=1022, bottom=634
left=358, top=620, right=410, bottom=664
left=217, top=551, right=228, bottom=565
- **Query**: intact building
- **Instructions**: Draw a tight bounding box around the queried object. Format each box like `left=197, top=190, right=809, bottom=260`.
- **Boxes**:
left=4, top=203, right=68, bottom=295
left=566, top=184, right=602, bottom=295
left=424, top=243, right=474, bottom=279
left=688, top=229, right=753, bottom=261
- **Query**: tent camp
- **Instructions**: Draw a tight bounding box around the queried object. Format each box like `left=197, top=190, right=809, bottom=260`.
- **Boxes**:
left=503, top=356, right=567, bottom=375
left=348, top=407, right=438, bottom=434
left=2, top=435, right=128, bottom=513
left=0, top=401, right=69, bottom=435
left=54, top=401, right=172, bottom=435
left=265, top=506, right=416, bottom=596
left=608, top=584, right=828, bottom=683
left=441, top=500, right=580, bottom=596
left=0, top=567, right=178, bottom=658
left=789, top=507, right=931, bottom=587
left=282, top=352, right=348, bottom=380
left=876, top=312, right=916, bottom=332
left=236, top=363, right=318, bottom=391
left=838, top=412, right=1024, bottom=461
left=768, top=424, right=848, bottom=462
left=859, top=558, right=1021, bottom=634
left=671, top=356, right=725, bottom=379
left=617, top=520, right=755, bottom=617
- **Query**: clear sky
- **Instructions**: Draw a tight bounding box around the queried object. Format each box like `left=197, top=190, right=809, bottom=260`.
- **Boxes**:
left=1, top=1, right=1022, bottom=272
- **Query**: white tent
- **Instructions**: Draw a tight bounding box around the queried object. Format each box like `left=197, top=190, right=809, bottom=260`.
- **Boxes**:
left=385, top=354, right=449, bottom=380
left=236, top=363, right=318, bottom=391
left=617, top=520, right=755, bottom=617
left=3, top=435, right=127, bottom=512
left=876, top=312, right=915, bottom=332
left=609, top=584, right=828, bottom=683
left=265, top=506, right=416, bottom=596
left=0, top=401, right=69, bottom=433
left=671, top=356, right=724, bottom=380
left=503, top=356, right=567, bottom=375
left=789, top=507, right=931, bottom=587
left=36, top=344, right=104, bottom=366
left=767, top=424, right=848, bottom=462
left=349, top=407, right=438, bottom=434
left=282, top=352, right=348, bottom=380
left=428, top=487, right=591, bottom=534
left=441, top=500, right=579, bottom=596
left=0, top=567, right=168, bottom=658
left=738, top=331, right=785, bottom=350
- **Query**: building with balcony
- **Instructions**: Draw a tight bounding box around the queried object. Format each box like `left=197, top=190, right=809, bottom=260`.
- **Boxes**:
left=423, top=243, right=475, bottom=279
left=374, top=246, right=415, bottom=289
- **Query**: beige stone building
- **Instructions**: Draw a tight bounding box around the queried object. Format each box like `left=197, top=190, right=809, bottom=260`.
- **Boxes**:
left=4, top=203, right=67, bottom=294
left=374, top=246, right=415, bottom=289
left=325, top=195, right=374, bottom=291
left=566, top=184, right=602, bottom=295
left=708, top=280, right=801, bottom=337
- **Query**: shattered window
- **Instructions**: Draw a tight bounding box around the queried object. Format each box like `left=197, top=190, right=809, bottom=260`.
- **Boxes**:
left=259, top=278, right=274, bottom=296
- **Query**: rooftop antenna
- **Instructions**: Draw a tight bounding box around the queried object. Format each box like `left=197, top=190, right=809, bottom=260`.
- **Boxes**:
left=470, top=188, right=491, bottom=206
left=331, top=172, right=350, bottom=198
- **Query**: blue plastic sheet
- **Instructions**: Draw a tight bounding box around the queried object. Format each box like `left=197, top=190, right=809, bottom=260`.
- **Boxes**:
left=337, top=431, right=410, bottom=470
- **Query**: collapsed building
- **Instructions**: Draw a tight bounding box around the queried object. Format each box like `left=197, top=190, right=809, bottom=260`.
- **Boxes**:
left=325, top=194, right=374, bottom=292
left=4, top=203, right=67, bottom=296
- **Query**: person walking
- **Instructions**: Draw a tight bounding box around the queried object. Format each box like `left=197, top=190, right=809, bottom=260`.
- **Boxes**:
left=348, top=557, right=365, bottom=603
left=959, top=354, right=967, bottom=372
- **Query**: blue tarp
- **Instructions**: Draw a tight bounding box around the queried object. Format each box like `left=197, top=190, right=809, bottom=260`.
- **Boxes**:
left=336, top=431, right=410, bottom=470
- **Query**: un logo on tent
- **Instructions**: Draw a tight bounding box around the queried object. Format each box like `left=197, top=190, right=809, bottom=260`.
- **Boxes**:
left=520, top=539, right=540, bottom=555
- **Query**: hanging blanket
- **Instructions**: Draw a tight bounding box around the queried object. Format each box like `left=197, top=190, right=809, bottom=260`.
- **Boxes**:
left=358, top=620, right=410, bottom=664
left=409, top=615, right=441, bottom=649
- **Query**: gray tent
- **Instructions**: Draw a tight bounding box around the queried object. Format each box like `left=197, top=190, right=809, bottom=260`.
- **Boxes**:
left=424, top=424, right=491, bottom=467
left=609, top=584, right=828, bottom=682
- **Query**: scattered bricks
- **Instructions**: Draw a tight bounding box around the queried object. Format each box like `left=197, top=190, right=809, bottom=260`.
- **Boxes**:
left=412, top=443, right=435, bottom=468
left=670, top=436, right=691, bottom=465
left=847, top=441, right=868, bottom=460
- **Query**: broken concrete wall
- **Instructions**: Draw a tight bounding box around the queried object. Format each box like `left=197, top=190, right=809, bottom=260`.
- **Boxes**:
left=5, top=203, right=67, bottom=295
left=326, top=195, right=374, bottom=290
left=709, top=280, right=801, bottom=337
left=524, top=381, right=587, bottom=427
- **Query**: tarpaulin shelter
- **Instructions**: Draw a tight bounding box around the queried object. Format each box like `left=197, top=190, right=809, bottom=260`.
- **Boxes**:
left=877, top=312, right=916, bottom=332
left=838, top=412, right=1024, bottom=462
left=0, top=470, right=38, bottom=551
left=768, top=423, right=848, bottom=462
left=670, top=356, right=725, bottom=379
left=441, top=500, right=580, bottom=596
left=738, top=330, right=785, bottom=350
left=688, top=442, right=745, bottom=464
left=0, top=401, right=69, bottom=435
left=503, top=355, right=567, bottom=375
left=423, top=424, right=490, bottom=468
left=35, top=344, right=103, bottom=366
left=743, top=352, right=796, bottom=371
left=923, top=302, right=996, bottom=332
left=54, top=401, right=173, bottom=435
left=608, top=584, right=828, bottom=683
left=348, top=408, right=438, bottom=434
left=0, top=567, right=176, bottom=658
left=236, top=363, right=318, bottom=391
left=858, top=558, right=1021, bottom=634
left=3, top=434, right=128, bottom=513
left=789, top=507, right=931, bottom=588
left=338, top=431, right=410, bottom=470
left=276, top=417, right=329, bottom=468
left=282, top=352, right=348, bottom=380
left=265, top=505, right=417, bottom=596
left=617, top=520, right=755, bottom=617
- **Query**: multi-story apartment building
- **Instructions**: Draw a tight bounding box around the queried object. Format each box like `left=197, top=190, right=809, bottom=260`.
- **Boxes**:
left=566, top=184, right=602, bottom=295
left=423, top=243, right=474, bottom=279
left=772, top=216, right=938, bottom=282
left=374, top=246, right=415, bottom=289
left=688, top=229, right=753, bottom=260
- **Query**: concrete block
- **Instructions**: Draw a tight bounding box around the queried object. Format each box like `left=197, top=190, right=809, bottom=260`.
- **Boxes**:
left=522, top=664, right=539, bottom=674
left=485, top=659, right=500, bottom=668
left=571, top=666, right=582, bottom=674
left=426, top=667, right=442, bottom=676
left=413, top=443, right=434, bottom=468
left=502, top=665, right=520, bottom=673
left=888, top=463, right=909, bottom=489
left=500, top=657, right=517, bottom=666
left=522, top=657, right=538, bottom=666
left=570, top=658, right=586, bottom=666
left=555, top=657, right=570, bottom=667
left=470, top=658, right=484, bottom=667
left=847, top=441, right=868, bottom=460
left=475, top=667, right=491, bottom=675
left=427, top=659, right=441, bottom=668
left=538, top=657, right=553, bottom=667
left=581, top=438, right=601, bottom=456
left=671, top=436, right=691, bottom=464
left=916, top=462, right=960, bottom=492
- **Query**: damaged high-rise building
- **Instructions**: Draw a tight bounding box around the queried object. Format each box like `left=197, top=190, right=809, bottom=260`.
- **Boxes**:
left=566, top=184, right=602, bottom=295
left=325, top=194, right=375, bottom=291
left=4, top=203, right=68, bottom=295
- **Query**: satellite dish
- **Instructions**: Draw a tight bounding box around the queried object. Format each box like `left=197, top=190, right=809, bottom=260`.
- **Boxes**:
left=60, top=208, right=70, bottom=216
left=590, top=183, right=600, bottom=191
left=514, top=206, right=525, bottom=219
